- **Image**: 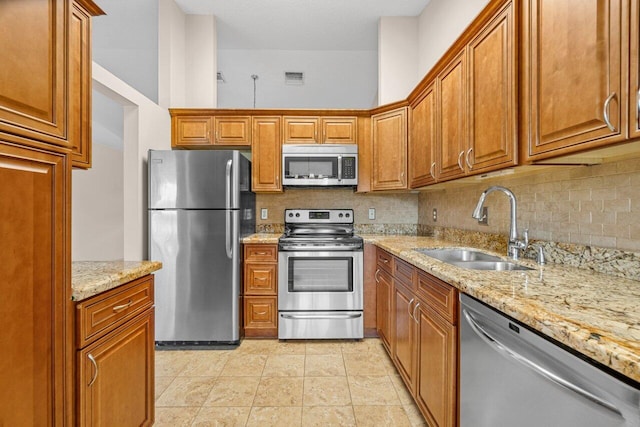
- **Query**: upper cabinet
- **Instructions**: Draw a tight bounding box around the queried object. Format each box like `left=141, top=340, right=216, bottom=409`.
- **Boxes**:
left=631, top=0, right=640, bottom=139
left=283, top=116, right=357, bottom=144
left=409, top=84, right=437, bottom=188
left=371, top=107, right=408, bottom=191
left=521, top=0, right=628, bottom=161
left=171, top=113, right=252, bottom=148
left=252, top=116, right=283, bottom=192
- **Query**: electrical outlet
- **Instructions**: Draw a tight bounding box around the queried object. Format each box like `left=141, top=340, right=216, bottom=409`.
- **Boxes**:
left=478, top=207, right=489, bottom=225
left=432, top=208, right=437, bottom=222
left=260, top=208, right=268, bottom=220
left=368, top=208, right=376, bottom=220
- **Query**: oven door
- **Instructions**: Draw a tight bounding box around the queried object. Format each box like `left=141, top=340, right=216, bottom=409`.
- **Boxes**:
left=278, top=250, right=363, bottom=311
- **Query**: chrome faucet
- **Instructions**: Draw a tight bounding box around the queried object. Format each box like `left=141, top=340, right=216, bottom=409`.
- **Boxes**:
left=472, top=186, right=528, bottom=260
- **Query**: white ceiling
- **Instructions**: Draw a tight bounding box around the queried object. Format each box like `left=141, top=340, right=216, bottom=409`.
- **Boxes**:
left=174, top=0, right=431, bottom=51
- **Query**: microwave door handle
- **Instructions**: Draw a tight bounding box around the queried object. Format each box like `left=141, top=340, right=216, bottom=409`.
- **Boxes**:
left=338, top=155, right=342, bottom=181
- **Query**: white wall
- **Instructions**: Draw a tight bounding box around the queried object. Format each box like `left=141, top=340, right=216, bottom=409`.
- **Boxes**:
left=72, top=89, right=125, bottom=261
left=92, top=0, right=159, bottom=103
left=217, top=49, right=378, bottom=109
left=417, top=0, right=490, bottom=74
left=92, top=63, right=172, bottom=261
left=185, top=15, right=217, bottom=107
left=158, top=0, right=186, bottom=108
left=378, top=17, right=419, bottom=105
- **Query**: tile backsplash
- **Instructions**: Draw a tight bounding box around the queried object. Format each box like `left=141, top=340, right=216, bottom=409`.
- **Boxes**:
left=418, top=156, right=640, bottom=252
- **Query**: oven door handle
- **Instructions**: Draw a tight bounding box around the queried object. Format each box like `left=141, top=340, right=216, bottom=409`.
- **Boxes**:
left=280, top=313, right=362, bottom=320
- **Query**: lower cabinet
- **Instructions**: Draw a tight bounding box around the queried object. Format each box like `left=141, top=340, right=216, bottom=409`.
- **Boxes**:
left=243, top=243, right=279, bottom=337
left=376, top=249, right=459, bottom=427
left=76, top=275, right=155, bottom=426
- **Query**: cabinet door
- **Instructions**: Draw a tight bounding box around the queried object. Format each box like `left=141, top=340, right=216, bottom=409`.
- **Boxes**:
left=393, top=283, right=417, bottom=392
left=70, top=1, right=94, bottom=169
left=0, top=141, right=69, bottom=425
left=283, top=117, right=319, bottom=143
left=79, top=310, right=155, bottom=427
left=631, top=0, right=640, bottom=139
left=437, top=50, right=467, bottom=181
left=173, top=116, right=213, bottom=147
left=0, top=1, right=69, bottom=146
left=322, top=117, right=357, bottom=144
left=409, top=83, right=437, bottom=188
left=375, top=267, right=393, bottom=352
left=251, top=117, right=282, bottom=192
left=522, top=0, right=627, bottom=160
left=213, top=116, right=251, bottom=146
left=467, top=3, right=517, bottom=173
left=416, top=304, right=457, bottom=427
left=372, top=107, right=408, bottom=190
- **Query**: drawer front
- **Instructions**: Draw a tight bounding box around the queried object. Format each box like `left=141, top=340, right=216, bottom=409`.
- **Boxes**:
left=376, top=248, right=394, bottom=273
left=244, top=244, right=278, bottom=262
left=244, top=263, right=277, bottom=294
left=417, top=270, right=457, bottom=324
left=393, top=257, right=416, bottom=289
left=77, top=275, right=154, bottom=347
left=244, top=297, right=277, bottom=329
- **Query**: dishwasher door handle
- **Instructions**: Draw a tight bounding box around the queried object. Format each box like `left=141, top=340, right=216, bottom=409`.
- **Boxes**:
left=462, top=309, right=623, bottom=417
left=281, top=313, right=362, bottom=320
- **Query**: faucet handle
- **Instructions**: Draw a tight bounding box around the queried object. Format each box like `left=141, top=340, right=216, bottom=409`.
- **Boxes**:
left=537, top=245, right=546, bottom=265
left=522, top=229, right=529, bottom=248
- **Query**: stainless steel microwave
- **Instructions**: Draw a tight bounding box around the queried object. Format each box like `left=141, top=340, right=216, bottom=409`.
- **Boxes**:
left=282, top=144, right=358, bottom=187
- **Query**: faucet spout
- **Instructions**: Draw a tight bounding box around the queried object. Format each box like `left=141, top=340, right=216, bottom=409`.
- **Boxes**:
left=472, top=186, right=528, bottom=260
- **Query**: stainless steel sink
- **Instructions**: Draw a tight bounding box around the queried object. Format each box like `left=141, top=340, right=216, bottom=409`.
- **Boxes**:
left=449, top=261, right=533, bottom=271
left=414, top=248, right=533, bottom=271
left=414, top=248, right=503, bottom=263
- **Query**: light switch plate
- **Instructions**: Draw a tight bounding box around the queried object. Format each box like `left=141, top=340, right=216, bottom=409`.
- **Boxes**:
left=261, top=208, right=268, bottom=220
left=368, top=208, right=376, bottom=220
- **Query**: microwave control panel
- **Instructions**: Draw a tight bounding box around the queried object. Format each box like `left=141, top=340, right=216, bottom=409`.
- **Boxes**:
left=342, top=157, right=356, bottom=179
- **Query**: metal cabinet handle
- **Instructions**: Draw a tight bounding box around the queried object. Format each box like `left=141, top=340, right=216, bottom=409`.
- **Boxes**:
left=255, top=311, right=267, bottom=315
left=375, top=269, right=380, bottom=283
left=112, top=299, right=132, bottom=312
left=255, top=251, right=268, bottom=255
left=407, top=298, right=415, bottom=320
left=88, top=354, right=98, bottom=387
left=462, top=309, right=622, bottom=416
left=215, top=130, right=219, bottom=142
left=412, top=302, right=420, bottom=324
left=429, top=162, right=436, bottom=180
left=465, top=148, right=473, bottom=170
left=603, top=92, right=617, bottom=132
left=382, top=259, right=389, bottom=264
left=457, top=151, right=465, bottom=171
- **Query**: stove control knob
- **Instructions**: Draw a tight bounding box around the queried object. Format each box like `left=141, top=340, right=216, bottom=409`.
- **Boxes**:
left=295, top=213, right=300, bottom=217
left=339, top=213, right=343, bottom=218
left=288, top=213, right=293, bottom=217
left=345, top=213, right=350, bottom=218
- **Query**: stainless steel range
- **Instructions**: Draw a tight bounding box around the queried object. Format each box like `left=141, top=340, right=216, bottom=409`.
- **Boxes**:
left=278, top=209, right=364, bottom=339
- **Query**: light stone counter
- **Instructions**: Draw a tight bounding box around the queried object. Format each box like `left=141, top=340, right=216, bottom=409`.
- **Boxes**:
left=243, top=233, right=281, bottom=244
left=72, top=261, right=162, bottom=302
left=362, top=235, right=640, bottom=384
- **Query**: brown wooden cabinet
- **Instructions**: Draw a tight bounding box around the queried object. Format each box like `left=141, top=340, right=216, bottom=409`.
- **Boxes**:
left=0, top=139, right=71, bottom=426
left=393, top=281, right=418, bottom=394
left=173, top=115, right=251, bottom=147
left=173, top=116, right=213, bottom=147
left=467, top=2, right=517, bottom=174
left=213, top=116, right=251, bottom=146
left=251, top=117, right=283, bottom=192
left=76, top=275, right=155, bottom=427
left=284, top=116, right=358, bottom=144
left=375, top=248, right=394, bottom=352
left=409, top=83, right=437, bottom=188
left=243, top=244, right=278, bottom=337
left=522, top=0, right=628, bottom=161
left=631, top=0, right=640, bottom=139
left=371, top=107, right=408, bottom=190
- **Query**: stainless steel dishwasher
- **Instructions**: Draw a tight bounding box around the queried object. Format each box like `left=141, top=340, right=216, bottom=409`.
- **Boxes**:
left=460, top=294, right=640, bottom=427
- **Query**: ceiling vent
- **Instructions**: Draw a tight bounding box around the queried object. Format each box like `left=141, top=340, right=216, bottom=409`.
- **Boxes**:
left=217, top=72, right=225, bottom=83
left=284, top=71, right=304, bottom=85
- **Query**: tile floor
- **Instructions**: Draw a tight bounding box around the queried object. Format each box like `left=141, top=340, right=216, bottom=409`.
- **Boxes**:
left=155, top=338, right=428, bottom=426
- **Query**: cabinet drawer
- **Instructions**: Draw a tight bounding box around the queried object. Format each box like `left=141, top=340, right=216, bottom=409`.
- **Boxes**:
left=77, top=275, right=154, bottom=347
left=244, top=263, right=277, bottom=294
left=393, top=257, right=416, bottom=289
left=244, top=296, right=277, bottom=337
left=376, top=248, right=394, bottom=273
left=244, top=244, right=278, bottom=262
left=416, top=270, right=457, bottom=324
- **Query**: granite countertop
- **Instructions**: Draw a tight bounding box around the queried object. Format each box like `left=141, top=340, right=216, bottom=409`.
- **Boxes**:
left=243, top=233, right=281, bottom=244
left=72, top=261, right=162, bottom=302
left=360, top=235, right=640, bottom=384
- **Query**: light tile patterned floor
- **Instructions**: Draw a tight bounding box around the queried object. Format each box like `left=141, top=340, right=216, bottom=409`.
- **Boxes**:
left=155, top=338, right=428, bottom=426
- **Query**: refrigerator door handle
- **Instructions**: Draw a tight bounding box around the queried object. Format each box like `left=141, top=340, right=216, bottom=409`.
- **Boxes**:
left=225, top=159, right=233, bottom=259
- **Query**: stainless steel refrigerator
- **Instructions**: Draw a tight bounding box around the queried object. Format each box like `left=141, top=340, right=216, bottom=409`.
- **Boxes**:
left=148, top=150, right=255, bottom=346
